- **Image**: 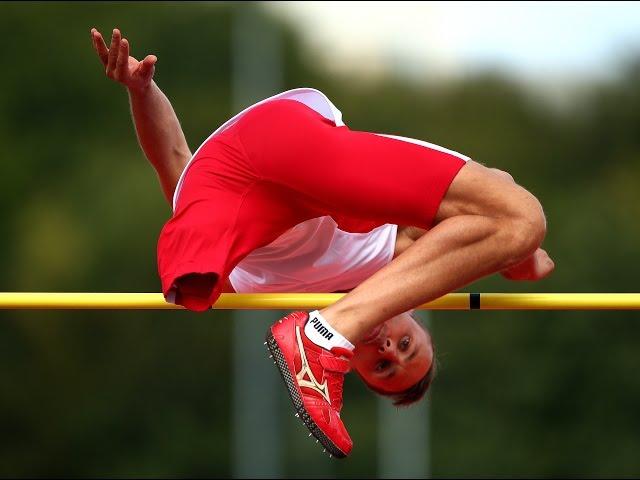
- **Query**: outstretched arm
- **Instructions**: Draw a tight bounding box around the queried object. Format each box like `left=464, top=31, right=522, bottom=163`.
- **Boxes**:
left=90, top=28, right=192, bottom=206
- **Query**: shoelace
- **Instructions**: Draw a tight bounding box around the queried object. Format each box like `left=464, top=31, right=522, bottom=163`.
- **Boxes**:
left=328, top=376, right=345, bottom=412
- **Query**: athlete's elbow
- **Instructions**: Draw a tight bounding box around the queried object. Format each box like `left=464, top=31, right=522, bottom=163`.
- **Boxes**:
left=172, top=144, right=192, bottom=169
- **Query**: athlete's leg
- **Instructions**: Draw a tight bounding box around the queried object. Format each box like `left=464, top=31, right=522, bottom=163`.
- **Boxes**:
left=244, top=100, right=548, bottom=458
left=395, top=169, right=554, bottom=279
left=238, top=100, right=547, bottom=340
left=321, top=160, right=547, bottom=340
left=238, top=101, right=466, bottom=230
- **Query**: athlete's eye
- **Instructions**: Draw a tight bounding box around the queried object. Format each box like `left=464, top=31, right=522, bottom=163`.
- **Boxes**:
left=399, top=336, right=411, bottom=352
left=375, top=360, right=390, bottom=372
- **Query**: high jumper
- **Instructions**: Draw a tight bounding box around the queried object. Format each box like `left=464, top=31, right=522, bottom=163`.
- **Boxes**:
left=90, top=27, right=554, bottom=458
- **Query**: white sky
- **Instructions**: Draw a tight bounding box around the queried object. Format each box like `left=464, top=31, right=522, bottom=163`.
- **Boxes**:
left=265, top=1, right=640, bottom=84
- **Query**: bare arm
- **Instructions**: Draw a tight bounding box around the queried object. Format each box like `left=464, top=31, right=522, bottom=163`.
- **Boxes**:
left=90, top=28, right=191, bottom=205
left=127, top=81, right=192, bottom=205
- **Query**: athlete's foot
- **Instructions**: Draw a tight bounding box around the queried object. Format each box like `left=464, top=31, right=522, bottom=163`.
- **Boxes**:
left=265, top=311, right=353, bottom=458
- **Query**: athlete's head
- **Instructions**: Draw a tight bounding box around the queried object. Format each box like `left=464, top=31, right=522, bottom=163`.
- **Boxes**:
left=351, top=311, right=436, bottom=406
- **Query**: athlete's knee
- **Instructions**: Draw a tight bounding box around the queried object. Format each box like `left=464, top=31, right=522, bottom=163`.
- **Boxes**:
left=500, top=191, right=546, bottom=264
left=481, top=164, right=546, bottom=256
left=490, top=168, right=515, bottom=183
left=435, top=160, right=547, bottom=260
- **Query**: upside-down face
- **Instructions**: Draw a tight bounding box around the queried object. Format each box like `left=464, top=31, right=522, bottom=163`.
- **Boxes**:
left=351, top=311, right=433, bottom=393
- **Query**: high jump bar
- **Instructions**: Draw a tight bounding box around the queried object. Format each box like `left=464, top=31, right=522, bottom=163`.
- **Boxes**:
left=0, top=293, right=639, bottom=310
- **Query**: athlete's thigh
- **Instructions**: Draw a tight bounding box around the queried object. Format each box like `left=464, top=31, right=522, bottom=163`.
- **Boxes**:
left=237, top=100, right=469, bottom=230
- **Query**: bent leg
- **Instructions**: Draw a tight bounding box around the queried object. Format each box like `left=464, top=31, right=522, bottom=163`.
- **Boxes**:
left=237, top=100, right=469, bottom=229
left=320, top=161, right=548, bottom=341
left=451, top=167, right=554, bottom=281
left=237, top=100, right=548, bottom=339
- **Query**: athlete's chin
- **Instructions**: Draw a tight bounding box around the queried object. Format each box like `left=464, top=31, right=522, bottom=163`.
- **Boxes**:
left=349, top=357, right=368, bottom=378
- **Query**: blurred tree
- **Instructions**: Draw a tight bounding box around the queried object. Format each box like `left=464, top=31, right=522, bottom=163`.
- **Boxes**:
left=0, top=2, right=639, bottom=477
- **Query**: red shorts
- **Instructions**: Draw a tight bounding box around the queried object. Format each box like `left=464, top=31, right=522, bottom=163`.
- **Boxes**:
left=158, top=99, right=467, bottom=310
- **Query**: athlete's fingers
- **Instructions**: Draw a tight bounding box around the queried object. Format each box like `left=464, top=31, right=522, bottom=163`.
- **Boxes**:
left=115, top=38, right=129, bottom=81
left=526, top=248, right=554, bottom=280
left=106, top=28, right=121, bottom=77
left=91, top=28, right=109, bottom=66
left=534, top=256, right=555, bottom=280
left=138, top=55, right=157, bottom=81
left=501, top=247, right=553, bottom=281
left=538, top=248, right=555, bottom=272
left=536, top=248, right=553, bottom=265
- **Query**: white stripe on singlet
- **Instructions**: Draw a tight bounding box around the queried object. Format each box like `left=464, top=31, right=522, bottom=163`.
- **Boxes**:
left=373, top=133, right=471, bottom=161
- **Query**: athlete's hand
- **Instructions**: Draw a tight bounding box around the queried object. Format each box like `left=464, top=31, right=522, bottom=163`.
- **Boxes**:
left=501, top=248, right=555, bottom=281
left=90, top=27, right=157, bottom=93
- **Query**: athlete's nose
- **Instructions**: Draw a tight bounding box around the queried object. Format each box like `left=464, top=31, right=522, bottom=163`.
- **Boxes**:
left=378, top=342, right=399, bottom=363
left=378, top=338, right=394, bottom=354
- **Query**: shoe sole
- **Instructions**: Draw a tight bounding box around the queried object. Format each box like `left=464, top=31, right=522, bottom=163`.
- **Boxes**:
left=265, top=331, right=347, bottom=459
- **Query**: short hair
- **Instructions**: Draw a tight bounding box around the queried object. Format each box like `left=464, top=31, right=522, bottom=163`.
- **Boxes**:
left=358, top=319, right=437, bottom=407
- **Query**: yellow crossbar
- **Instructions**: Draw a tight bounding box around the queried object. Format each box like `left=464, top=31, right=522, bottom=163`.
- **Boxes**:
left=0, top=293, right=639, bottom=310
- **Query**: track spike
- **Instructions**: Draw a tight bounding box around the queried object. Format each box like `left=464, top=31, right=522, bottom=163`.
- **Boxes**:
left=308, top=433, right=312, bottom=437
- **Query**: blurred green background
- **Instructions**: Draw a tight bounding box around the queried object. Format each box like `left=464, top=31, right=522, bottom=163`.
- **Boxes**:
left=1, top=2, right=640, bottom=477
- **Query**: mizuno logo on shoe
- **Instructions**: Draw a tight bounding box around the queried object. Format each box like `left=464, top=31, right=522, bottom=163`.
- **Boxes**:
left=309, top=316, right=334, bottom=340
left=295, top=326, right=331, bottom=403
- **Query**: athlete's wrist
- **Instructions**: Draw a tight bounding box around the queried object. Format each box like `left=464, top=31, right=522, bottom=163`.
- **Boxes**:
left=126, top=81, right=154, bottom=98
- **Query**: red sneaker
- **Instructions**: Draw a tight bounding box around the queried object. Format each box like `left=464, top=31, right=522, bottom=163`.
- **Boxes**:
left=266, top=311, right=353, bottom=458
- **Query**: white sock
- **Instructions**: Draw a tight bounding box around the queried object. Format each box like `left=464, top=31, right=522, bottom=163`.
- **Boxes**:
left=304, top=310, right=355, bottom=351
